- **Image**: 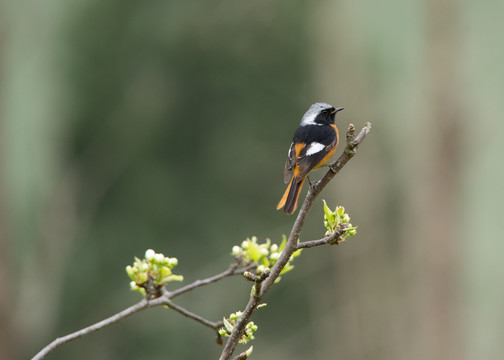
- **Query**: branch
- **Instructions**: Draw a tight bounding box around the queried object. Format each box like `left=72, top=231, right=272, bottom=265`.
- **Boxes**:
left=33, top=122, right=372, bottom=360
left=32, top=259, right=253, bottom=360
left=32, top=299, right=152, bottom=360
left=219, top=122, right=372, bottom=360
left=314, top=122, right=372, bottom=194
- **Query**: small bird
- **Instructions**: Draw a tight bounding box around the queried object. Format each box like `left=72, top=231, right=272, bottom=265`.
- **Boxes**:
left=276, top=103, right=344, bottom=214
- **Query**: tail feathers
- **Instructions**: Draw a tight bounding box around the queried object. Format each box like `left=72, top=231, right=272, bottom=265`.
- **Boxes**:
left=276, top=177, right=306, bottom=214
left=276, top=177, right=292, bottom=211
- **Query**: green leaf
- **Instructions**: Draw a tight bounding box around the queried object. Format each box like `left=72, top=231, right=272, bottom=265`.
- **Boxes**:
left=279, top=235, right=287, bottom=252
left=323, top=199, right=332, bottom=220
left=292, top=248, right=302, bottom=258
left=223, top=317, right=234, bottom=332
left=164, top=274, right=184, bottom=283
left=279, top=264, right=294, bottom=275
left=248, top=240, right=262, bottom=262
left=260, top=257, right=270, bottom=267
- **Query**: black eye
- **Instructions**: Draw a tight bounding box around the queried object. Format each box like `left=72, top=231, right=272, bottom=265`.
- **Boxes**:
left=321, top=109, right=329, bottom=115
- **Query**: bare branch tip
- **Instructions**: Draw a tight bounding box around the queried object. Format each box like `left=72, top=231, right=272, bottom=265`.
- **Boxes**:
left=243, top=271, right=257, bottom=282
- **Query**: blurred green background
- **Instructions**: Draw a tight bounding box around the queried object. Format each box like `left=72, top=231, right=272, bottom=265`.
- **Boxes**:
left=1, top=0, right=503, bottom=359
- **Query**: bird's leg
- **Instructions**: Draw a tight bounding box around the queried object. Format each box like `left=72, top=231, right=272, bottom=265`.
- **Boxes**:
left=307, top=175, right=314, bottom=188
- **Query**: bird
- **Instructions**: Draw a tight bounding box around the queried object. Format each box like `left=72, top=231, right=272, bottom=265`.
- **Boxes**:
left=276, top=103, right=344, bottom=214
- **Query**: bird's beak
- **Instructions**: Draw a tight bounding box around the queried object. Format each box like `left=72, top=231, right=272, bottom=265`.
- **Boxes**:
left=331, top=107, right=344, bottom=114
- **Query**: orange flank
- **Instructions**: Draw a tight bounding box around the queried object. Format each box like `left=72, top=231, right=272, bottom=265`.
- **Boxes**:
left=294, top=142, right=305, bottom=157
left=314, top=146, right=336, bottom=170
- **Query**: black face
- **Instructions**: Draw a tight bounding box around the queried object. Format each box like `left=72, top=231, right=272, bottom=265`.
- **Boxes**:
left=314, top=107, right=336, bottom=125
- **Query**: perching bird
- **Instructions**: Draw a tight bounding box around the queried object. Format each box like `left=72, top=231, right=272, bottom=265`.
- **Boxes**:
left=276, top=103, right=344, bottom=214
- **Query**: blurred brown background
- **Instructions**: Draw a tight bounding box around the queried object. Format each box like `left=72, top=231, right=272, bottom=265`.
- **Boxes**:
left=1, top=0, right=503, bottom=359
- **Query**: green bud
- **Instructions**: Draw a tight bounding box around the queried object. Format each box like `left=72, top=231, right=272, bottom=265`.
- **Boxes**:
left=232, top=246, right=241, bottom=255
left=256, top=265, right=266, bottom=274
left=347, top=228, right=357, bottom=236
left=336, top=206, right=345, bottom=216
left=168, top=257, right=178, bottom=267
left=145, top=249, right=155, bottom=260
left=137, top=287, right=146, bottom=295
left=139, top=262, right=149, bottom=272
left=230, top=311, right=242, bottom=320
left=130, top=281, right=138, bottom=290
left=137, top=272, right=148, bottom=284
left=245, top=346, right=254, bottom=357
left=160, top=266, right=172, bottom=278
left=125, top=265, right=135, bottom=278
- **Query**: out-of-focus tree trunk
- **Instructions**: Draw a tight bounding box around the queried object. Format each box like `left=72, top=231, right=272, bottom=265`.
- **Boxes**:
left=0, top=0, right=77, bottom=356
left=422, top=0, right=462, bottom=358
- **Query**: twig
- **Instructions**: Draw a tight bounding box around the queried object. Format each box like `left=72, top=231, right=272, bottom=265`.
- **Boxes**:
left=166, top=300, right=222, bottom=330
left=243, top=269, right=270, bottom=300
left=233, top=350, right=250, bottom=360
left=314, top=122, right=372, bottom=194
left=32, top=260, right=253, bottom=360
left=168, top=259, right=255, bottom=298
left=219, top=122, right=372, bottom=360
left=296, top=228, right=344, bottom=249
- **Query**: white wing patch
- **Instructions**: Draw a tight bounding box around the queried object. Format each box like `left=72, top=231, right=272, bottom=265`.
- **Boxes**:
left=305, top=142, right=325, bottom=156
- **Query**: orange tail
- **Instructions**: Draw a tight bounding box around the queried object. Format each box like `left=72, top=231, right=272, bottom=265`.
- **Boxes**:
left=276, top=177, right=306, bottom=214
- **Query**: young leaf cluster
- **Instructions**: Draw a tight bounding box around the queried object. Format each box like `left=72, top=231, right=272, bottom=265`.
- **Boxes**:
left=219, top=311, right=258, bottom=345
left=323, top=200, right=358, bottom=241
left=231, top=236, right=302, bottom=281
left=125, top=249, right=183, bottom=297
